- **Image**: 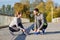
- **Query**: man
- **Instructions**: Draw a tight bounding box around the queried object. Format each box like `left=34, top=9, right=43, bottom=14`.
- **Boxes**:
left=33, top=8, right=47, bottom=34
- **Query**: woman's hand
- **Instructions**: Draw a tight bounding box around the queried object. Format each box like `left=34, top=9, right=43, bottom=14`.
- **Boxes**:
left=22, top=29, right=25, bottom=32
left=37, top=28, right=40, bottom=32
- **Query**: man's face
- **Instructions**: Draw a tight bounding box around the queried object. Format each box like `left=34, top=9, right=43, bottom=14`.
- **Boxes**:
left=33, top=10, right=37, bottom=15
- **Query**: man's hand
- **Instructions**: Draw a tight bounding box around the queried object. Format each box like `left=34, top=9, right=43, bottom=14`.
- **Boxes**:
left=33, top=29, right=37, bottom=32
left=37, top=28, right=40, bottom=32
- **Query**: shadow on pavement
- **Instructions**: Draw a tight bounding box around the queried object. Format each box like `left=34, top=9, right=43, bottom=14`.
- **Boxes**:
left=44, top=31, right=60, bottom=35
left=14, top=24, right=34, bottom=40
left=14, top=23, right=60, bottom=40
left=28, top=31, right=60, bottom=35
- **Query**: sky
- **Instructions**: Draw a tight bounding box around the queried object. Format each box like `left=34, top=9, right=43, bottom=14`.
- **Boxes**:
left=0, top=0, right=20, bottom=7
left=53, top=0, right=60, bottom=5
left=0, top=0, right=60, bottom=7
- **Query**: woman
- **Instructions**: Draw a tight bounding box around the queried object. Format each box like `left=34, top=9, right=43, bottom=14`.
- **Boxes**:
left=9, top=12, right=27, bottom=35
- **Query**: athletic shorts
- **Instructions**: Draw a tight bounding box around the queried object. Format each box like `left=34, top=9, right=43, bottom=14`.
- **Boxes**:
left=40, top=25, right=47, bottom=30
left=9, top=27, right=20, bottom=32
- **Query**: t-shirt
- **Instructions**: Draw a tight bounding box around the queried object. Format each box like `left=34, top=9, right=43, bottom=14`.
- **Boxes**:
left=34, top=13, right=44, bottom=29
left=17, top=18, right=21, bottom=24
left=9, top=17, right=21, bottom=27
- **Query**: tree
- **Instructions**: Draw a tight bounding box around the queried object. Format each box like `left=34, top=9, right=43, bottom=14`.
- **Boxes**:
left=10, top=7, right=14, bottom=16
left=23, top=3, right=30, bottom=18
left=36, top=0, right=45, bottom=12
left=46, top=12, right=52, bottom=22
left=14, top=3, right=24, bottom=13
left=31, top=0, right=41, bottom=8
left=6, top=5, right=11, bottom=15
left=58, top=7, right=60, bottom=17
left=2, top=5, right=6, bottom=14
left=20, top=0, right=30, bottom=4
left=35, top=0, right=54, bottom=22
left=14, top=2, right=30, bottom=18
left=45, top=0, right=54, bottom=22
left=56, top=6, right=60, bottom=17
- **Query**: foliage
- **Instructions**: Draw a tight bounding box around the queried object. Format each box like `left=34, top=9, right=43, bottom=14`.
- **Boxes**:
left=35, top=0, right=60, bottom=22
left=14, top=2, right=30, bottom=18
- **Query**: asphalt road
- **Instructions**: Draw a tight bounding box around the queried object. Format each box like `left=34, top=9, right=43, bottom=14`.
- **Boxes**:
left=0, top=23, right=60, bottom=40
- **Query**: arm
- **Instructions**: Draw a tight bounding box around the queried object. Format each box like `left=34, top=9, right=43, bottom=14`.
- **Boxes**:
left=16, top=18, right=25, bottom=30
left=34, top=15, right=37, bottom=29
left=38, top=14, right=44, bottom=30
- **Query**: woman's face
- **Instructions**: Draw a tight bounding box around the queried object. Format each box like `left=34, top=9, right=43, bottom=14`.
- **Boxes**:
left=18, top=13, right=22, bottom=18
left=19, top=14, right=22, bottom=17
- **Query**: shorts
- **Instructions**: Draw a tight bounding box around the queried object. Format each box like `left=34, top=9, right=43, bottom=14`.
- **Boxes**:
left=40, top=25, right=47, bottom=30
left=9, top=27, right=20, bottom=32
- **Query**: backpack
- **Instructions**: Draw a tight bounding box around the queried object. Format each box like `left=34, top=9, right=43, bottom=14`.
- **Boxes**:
left=39, top=13, right=48, bottom=30
left=43, top=13, right=48, bottom=26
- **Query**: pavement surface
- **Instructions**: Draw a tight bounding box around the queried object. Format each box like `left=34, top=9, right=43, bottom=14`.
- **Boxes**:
left=0, top=23, right=60, bottom=40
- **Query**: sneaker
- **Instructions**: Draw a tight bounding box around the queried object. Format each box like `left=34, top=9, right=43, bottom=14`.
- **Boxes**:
left=42, top=29, right=45, bottom=34
left=34, top=32, right=40, bottom=35
left=37, top=32, right=40, bottom=34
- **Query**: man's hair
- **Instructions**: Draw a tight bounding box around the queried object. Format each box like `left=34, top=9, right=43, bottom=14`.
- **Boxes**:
left=18, top=12, right=22, bottom=15
left=34, top=8, right=39, bottom=12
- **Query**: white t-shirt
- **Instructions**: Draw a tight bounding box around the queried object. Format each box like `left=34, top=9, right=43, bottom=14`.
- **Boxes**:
left=9, top=17, right=18, bottom=27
